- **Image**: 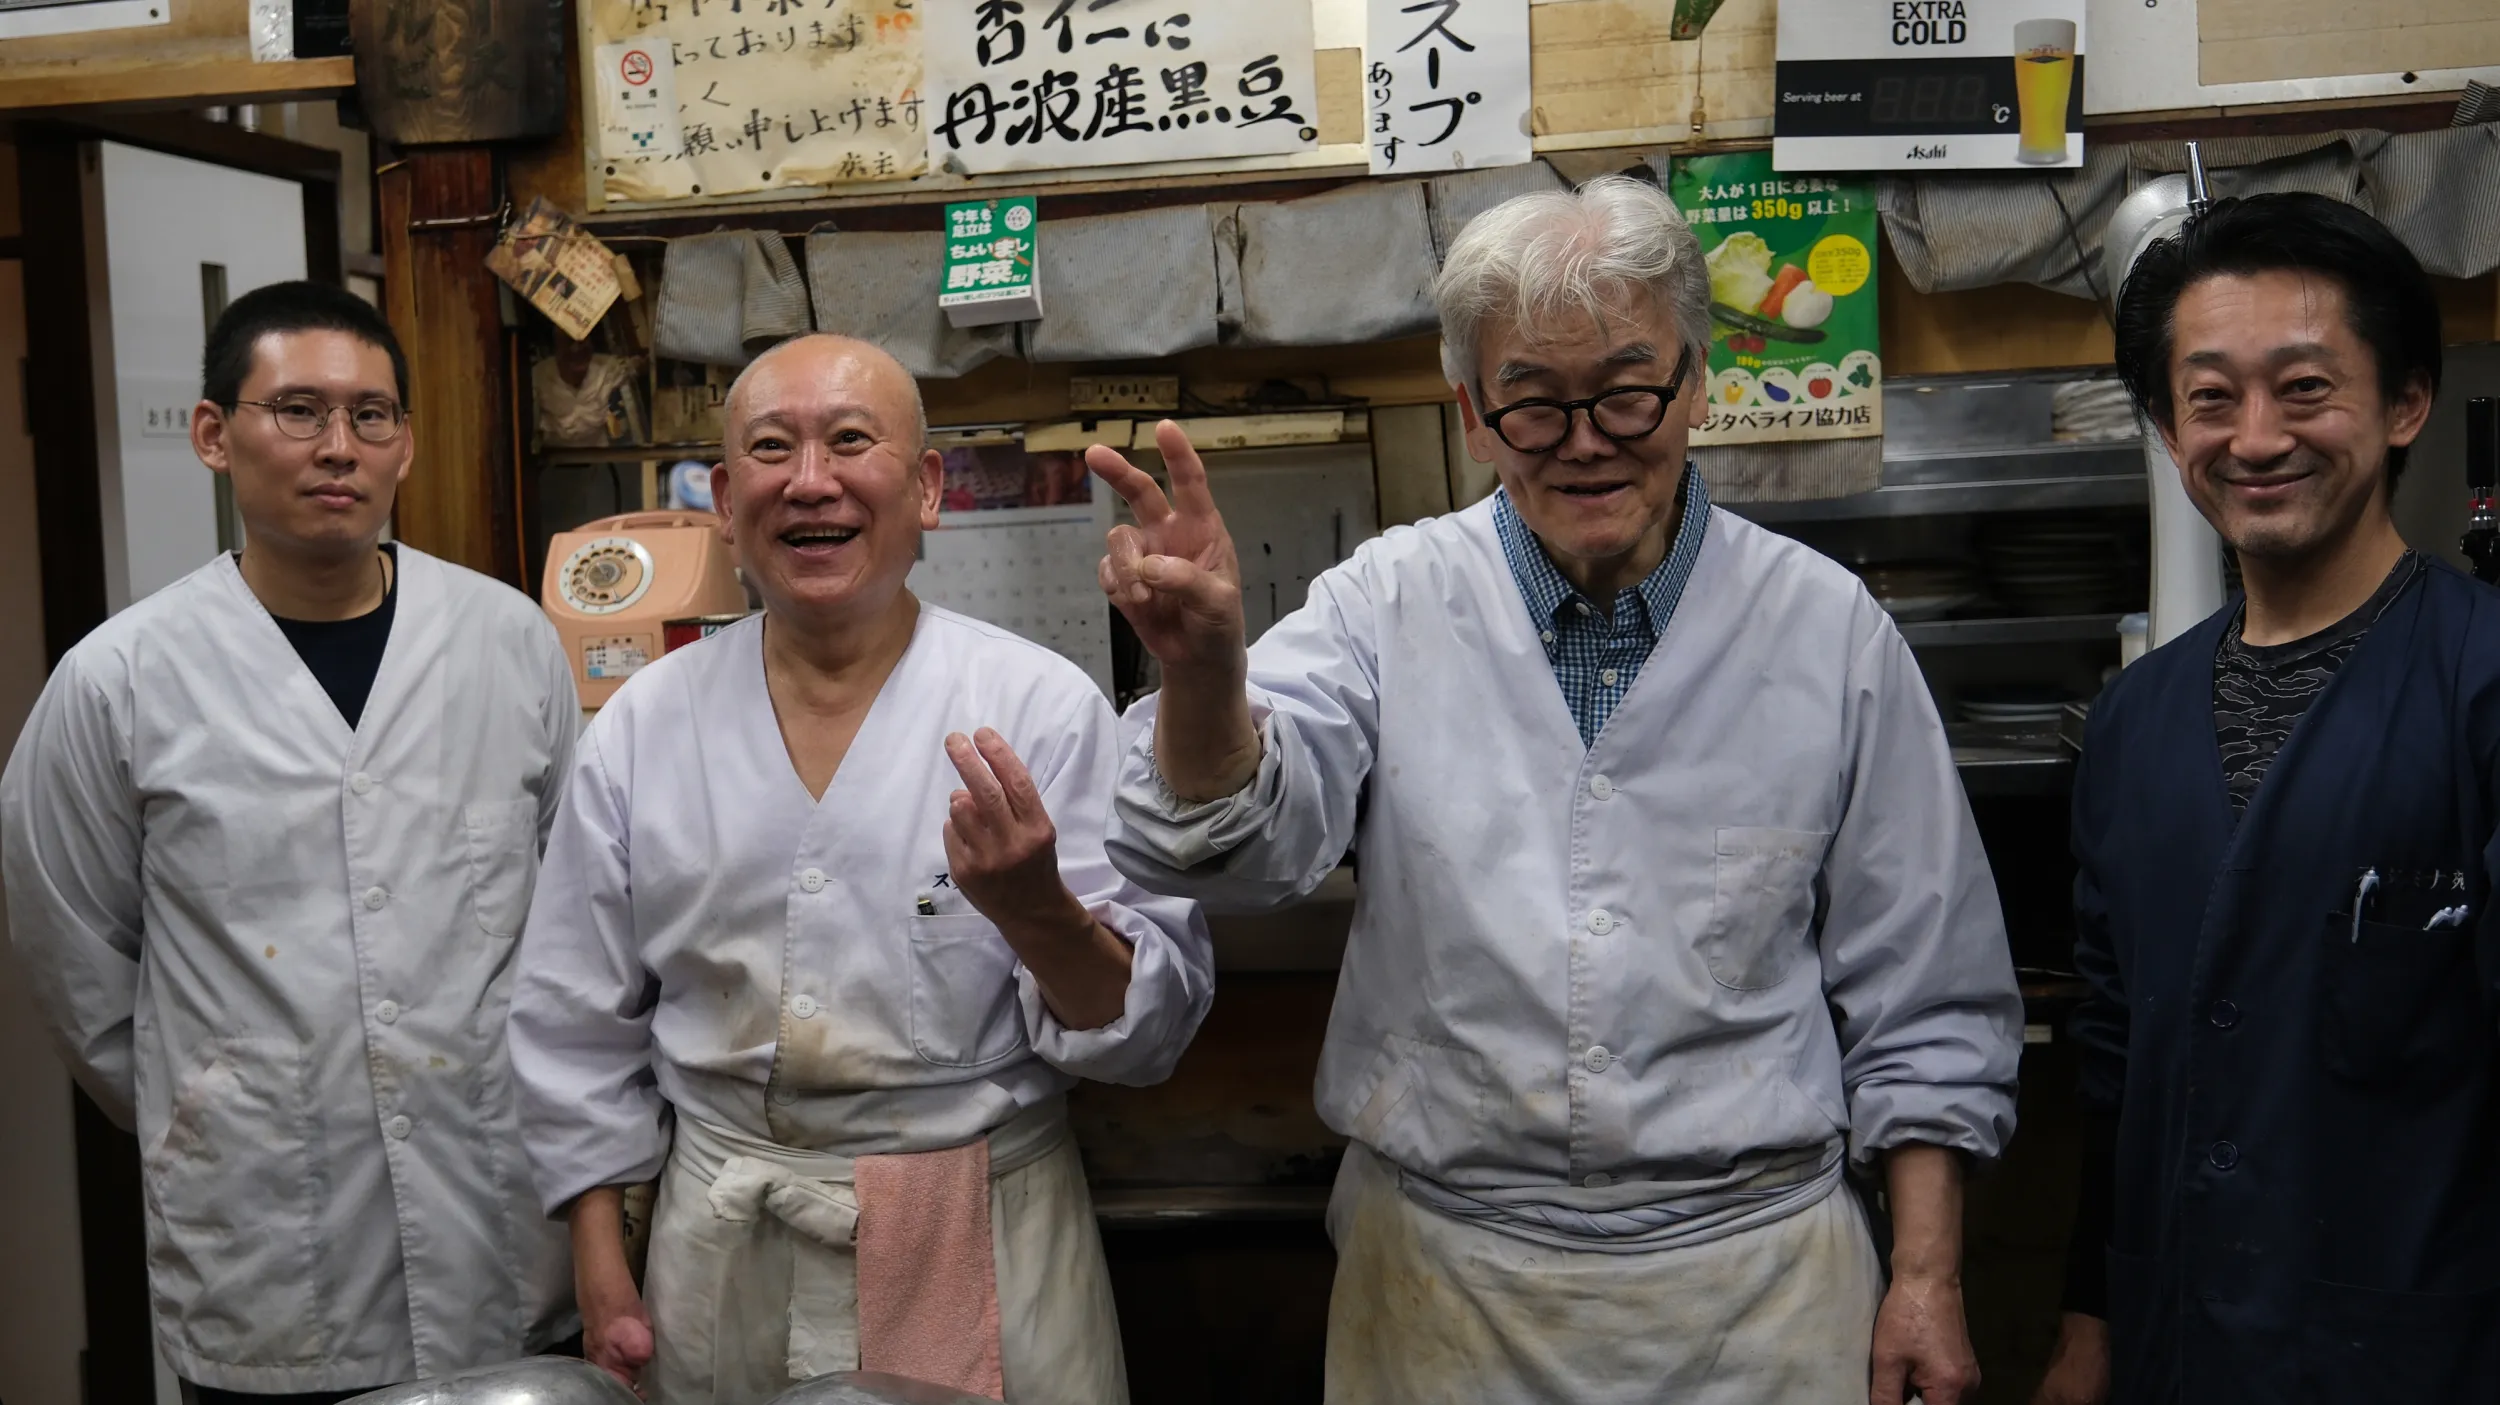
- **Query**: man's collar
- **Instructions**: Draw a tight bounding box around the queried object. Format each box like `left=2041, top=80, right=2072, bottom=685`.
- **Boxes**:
left=1492, top=464, right=1712, bottom=625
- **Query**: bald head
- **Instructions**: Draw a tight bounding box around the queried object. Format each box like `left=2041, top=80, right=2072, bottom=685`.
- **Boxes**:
left=725, top=333, right=928, bottom=453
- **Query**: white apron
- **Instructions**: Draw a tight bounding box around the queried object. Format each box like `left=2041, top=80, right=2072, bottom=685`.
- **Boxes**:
left=644, top=1099, right=1129, bottom=1405
left=1322, top=1141, right=1884, bottom=1403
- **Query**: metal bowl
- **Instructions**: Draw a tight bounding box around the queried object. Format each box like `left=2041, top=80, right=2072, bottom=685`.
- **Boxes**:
left=341, top=1355, right=641, bottom=1404
left=767, top=1369, right=997, bottom=1404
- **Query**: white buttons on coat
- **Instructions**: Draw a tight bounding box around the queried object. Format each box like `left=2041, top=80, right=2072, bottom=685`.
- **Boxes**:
left=375, top=1000, right=400, bottom=1025
left=772, top=1087, right=797, bottom=1105
left=1599, top=668, right=1619, bottom=687
left=386, top=1115, right=412, bottom=1140
left=790, top=994, right=819, bottom=1019
left=1588, top=774, right=1614, bottom=800
left=349, top=773, right=374, bottom=796
left=1584, top=1045, right=1612, bottom=1073
left=1586, top=908, right=1614, bottom=935
left=799, top=868, right=828, bottom=893
left=363, top=887, right=388, bottom=911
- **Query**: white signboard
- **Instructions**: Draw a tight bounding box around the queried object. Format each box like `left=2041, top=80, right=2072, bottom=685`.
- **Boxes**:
left=1774, top=0, right=2085, bottom=171
left=924, top=2, right=1322, bottom=175
left=1363, top=0, right=1531, bottom=175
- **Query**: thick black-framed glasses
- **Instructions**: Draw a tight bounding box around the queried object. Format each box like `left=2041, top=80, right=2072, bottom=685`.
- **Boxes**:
left=1483, top=347, right=1695, bottom=455
left=234, top=393, right=409, bottom=444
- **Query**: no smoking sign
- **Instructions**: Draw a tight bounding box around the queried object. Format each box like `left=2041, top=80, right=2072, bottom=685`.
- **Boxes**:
left=619, top=49, right=654, bottom=88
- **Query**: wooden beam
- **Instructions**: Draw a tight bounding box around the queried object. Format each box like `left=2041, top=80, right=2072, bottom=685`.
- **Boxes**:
left=381, top=149, right=522, bottom=586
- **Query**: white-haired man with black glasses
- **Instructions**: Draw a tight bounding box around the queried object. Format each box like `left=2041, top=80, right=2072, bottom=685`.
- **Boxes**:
left=1087, top=176, right=2021, bottom=1402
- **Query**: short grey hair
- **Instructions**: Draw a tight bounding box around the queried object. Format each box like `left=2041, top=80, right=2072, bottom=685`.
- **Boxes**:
left=1433, top=174, right=1712, bottom=396
left=722, top=332, right=930, bottom=454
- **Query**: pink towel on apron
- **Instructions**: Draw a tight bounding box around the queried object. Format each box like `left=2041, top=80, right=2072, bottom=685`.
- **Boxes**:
left=853, top=1136, right=1005, bottom=1400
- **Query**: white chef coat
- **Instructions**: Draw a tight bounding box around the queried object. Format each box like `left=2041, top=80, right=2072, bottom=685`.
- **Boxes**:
left=1112, top=495, right=2021, bottom=1247
left=507, top=605, right=1213, bottom=1216
left=0, top=548, right=581, bottom=1395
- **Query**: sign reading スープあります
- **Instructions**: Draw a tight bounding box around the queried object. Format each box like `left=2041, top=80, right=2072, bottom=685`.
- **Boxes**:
left=922, top=3, right=1320, bottom=176
left=1773, top=0, right=2084, bottom=171
left=940, top=197, right=1042, bottom=327
left=1670, top=150, right=1882, bottom=446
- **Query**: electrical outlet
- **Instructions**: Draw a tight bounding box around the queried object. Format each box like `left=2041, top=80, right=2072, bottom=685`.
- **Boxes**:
left=1069, top=375, right=1181, bottom=414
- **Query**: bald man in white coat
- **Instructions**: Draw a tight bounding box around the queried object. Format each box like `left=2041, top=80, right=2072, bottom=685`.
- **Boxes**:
left=508, top=335, right=1212, bottom=1404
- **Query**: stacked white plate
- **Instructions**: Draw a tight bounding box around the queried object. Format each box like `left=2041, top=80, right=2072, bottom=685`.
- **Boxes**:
left=1959, top=686, right=2075, bottom=728
left=1854, top=560, right=1983, bottom=622
left=1981, top=518, right=2138, bottom=615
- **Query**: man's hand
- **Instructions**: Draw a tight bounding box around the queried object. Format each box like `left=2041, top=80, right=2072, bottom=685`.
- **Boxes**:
left=942, top=728, right=1132, bottom=1029
left=2033, top=1312, right=2110, bottom=1403
left=570, top=1186, right=655, bottom=1393
left=1088, top=421, right=1262, bottom=802
left=1871, top=1265, right=1979, bottom=1404
left=1870, top=1144, right=1981, bottom=1404
left=1087, top=420, right=1245, bottom=672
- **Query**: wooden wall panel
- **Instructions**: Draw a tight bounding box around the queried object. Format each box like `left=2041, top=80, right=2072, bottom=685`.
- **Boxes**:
left=2200, top=0, right=2500, bottom=87
left=381, top=149, right=521, bottom=585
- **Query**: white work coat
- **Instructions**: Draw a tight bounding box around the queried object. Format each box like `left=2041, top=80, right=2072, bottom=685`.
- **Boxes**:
left=507, top=605, right=1213, bottom=1216
left=1112, top=495, right=2022, bottom=1248
left=0, top=548, right=580, bottom=1395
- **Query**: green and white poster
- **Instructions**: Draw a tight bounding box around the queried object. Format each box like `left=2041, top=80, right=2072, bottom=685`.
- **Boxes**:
left=1669, top=151, right=1882, bottom=446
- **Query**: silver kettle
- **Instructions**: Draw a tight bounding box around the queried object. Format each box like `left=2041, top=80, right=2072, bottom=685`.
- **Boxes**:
left=341, top=1355, right=640, bottom=1404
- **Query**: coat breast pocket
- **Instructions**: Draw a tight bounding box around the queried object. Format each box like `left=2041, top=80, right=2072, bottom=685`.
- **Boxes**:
left=2322, top=915, right=2480, bottom=1091
left=907, top=914, right=1027, bottom=1068
left=463, top=799, right=541, bottom=940
left=144, top=1036, right=330, bottom=1365
left=1702, top=827, right=1829, bottom=992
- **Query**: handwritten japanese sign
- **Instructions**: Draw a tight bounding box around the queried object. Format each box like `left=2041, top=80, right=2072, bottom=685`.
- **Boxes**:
left=1363, top=0, right=1530, bottom=175
left=1669, top=150, right=1884, bottom=446
left=925, top=2, right=1320, bottom=175
left=485, top=198, right=626, bottom=340
left=586, top=0, right=928, bottom=204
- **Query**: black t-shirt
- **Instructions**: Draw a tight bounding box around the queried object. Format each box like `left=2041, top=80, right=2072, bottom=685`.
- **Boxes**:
left=267, top=545, right=398, bottom=730
left=2212, top=550, right=2420, bottom=815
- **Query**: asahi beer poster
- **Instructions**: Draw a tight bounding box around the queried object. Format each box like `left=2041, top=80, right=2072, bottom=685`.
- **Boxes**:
left=1670, top=150, right=1882, bottom=446
left=1773, top=0, right=2084, bottom=171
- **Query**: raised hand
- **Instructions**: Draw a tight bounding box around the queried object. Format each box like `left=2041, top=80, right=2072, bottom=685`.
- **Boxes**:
left=1086, top=419, right=1246, bottom=674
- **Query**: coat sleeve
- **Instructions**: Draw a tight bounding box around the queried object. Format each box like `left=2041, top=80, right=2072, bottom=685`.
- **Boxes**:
left=532, top=617, right=582, bottom=849
left=1106, top=562, right=1382, bottom=911
left=1015, top=687, right=1214, bottom=1086
left=2060, top=692, right=2129, bottom=1318
left=0, top=658, right=144, bottom=1129
left=506, top=724, right=667, bottom=1216
left=1817, top=620, right=2024, bottom=1165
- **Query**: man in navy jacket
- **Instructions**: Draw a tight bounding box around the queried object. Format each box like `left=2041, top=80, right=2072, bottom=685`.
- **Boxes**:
left=2037, top=193, right=2500, bottom=1403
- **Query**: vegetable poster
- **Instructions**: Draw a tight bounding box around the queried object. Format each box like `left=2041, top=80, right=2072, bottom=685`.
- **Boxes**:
left=1668, top=151, right=1882, bottom=446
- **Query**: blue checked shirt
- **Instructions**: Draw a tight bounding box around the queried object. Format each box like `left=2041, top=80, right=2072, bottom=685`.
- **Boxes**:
left=1492, top=465, right=1713, bottom=746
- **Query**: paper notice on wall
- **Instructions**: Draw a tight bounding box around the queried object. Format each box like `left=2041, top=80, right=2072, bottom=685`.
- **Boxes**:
left=584, top=0, right=929, bottom=204
left=924, top=2, right=1321, bottom=175
left=1670, top=150, right=1883, bottom=446
left=1363, top=0, right=1531, bottom=175
left=485, top=199, right=623, bottom=341
left=595, top=39, right=686, bottom=163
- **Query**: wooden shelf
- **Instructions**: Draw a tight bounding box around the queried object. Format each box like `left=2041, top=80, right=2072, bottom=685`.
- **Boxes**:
left=0, top=55, right=352, bottom=113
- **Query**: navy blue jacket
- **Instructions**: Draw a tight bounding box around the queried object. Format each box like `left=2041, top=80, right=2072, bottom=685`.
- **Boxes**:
left=2071, top=559, right=2500, bottom=1402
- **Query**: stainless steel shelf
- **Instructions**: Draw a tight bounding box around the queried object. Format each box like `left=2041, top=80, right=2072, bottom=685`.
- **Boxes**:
left=1725, top=442, right=2146, bottom=523
left=1091, top=1185, right=1333, bottom=1225
left=1953, top=747, right=2075, bottom=797
left=1897, top=614, right=2125, bottom=647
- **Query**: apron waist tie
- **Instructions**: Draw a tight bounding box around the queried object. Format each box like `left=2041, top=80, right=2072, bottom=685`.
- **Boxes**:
left=671, top=1099, right=1067, bottom=1399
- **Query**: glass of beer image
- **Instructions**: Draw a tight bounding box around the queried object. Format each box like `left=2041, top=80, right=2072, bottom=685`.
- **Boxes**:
left=2014, top=18, right=2076, bottom=164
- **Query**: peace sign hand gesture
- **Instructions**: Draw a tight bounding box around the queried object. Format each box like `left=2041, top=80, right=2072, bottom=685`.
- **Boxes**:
left=1086, top=420, right=1246, bottom=674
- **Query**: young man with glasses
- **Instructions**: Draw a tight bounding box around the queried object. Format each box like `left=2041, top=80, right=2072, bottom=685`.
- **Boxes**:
left=3, top=281, right=581, bottom=1400
left=1091, top=176, right=2020, bottom=1402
